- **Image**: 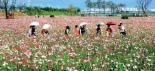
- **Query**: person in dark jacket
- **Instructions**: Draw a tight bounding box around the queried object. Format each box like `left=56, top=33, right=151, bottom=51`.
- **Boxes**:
left=27, top=25, right=36, bottom=37
left=96, top=25, right=101, bottom=36
left=80, top=25, right=86, bottom=35
left=65, top=26, right=71, bottom=36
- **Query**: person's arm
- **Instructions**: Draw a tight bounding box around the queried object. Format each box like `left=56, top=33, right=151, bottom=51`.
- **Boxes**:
left=110, top=28, right=113, bottom=33
left=28, top=29, right=32, bottom=37
left=67, top=29, right=70, bottom=34
left=106, top=31, right=109, bottom=37
left=80, top=29, right=82, bottom=35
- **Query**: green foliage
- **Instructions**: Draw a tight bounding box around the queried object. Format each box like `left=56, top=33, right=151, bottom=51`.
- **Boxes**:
left=24, top=6, right=80, bottom=16
left=121, top=14, right=128, bottom=19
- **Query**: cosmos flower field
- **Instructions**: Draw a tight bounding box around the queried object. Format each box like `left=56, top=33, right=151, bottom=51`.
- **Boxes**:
left=0, top=16, right=154, bottom=71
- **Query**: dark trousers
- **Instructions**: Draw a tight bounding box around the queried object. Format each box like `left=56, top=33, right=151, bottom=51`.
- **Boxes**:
left=120, top=32, right=126, bottom=36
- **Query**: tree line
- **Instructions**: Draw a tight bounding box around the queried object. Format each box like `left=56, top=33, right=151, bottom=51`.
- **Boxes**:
left=24, top=5, right=81, bottom=16
left=0, top=0, right=80, bottom=18
left=85, top=0, right=153, bottom=16
left=85, top=0, right=126, bottom=14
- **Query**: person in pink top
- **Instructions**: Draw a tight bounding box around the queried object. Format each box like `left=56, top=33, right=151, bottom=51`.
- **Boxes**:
left=106, top=25, right=112, bottom=37
left=74, top=25, right=80, bottom=36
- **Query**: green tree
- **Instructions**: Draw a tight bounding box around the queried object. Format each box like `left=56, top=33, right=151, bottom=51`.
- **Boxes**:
left=67, top=5, right=79, bottom=15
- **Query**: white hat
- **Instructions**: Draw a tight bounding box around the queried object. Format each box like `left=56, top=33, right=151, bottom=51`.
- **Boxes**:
left=30, top=21, right=40, bottom=26
left=79, top=22, right=88, bottom=26
left=42, top=24, right=51, bottom=29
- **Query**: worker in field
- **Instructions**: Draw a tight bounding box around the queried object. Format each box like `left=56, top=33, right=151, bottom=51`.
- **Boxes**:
left=96, top=24, right=101, bottom=36
left=65, top=26, right=71, bottom=36
left=106, top=22, right=116, bottom=37
left=80, top=25, right=87, bottom=35
left=27, top=25, right=36, bottom=37
left=106, top=25, right=113, bottom=37
left=41, top=29, right=49, bottom=37
left=41, top=24, right=50, bottom=38
left=27, top=21, right=39, bottom=38
left=118, top=23, right=126, bottom=37
left=79, top=22, right=88, bottom=36
left=74, top=25, right=80, bottom=36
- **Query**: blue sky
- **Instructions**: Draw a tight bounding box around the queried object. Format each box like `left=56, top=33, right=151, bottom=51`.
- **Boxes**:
left=17, top=0, right=155, bottom=9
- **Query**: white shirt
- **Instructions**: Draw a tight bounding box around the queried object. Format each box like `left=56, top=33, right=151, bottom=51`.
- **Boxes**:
left=27, top=28, right=32, bottom=37
left=120, top=26, right=125, bottom=32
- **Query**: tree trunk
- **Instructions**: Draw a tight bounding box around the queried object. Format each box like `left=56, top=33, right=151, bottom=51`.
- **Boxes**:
left=4, top=1, right=9, bottom=19
left=142, top=7, right=148, bottom=16
left=5, top=5, right=8, bottom=19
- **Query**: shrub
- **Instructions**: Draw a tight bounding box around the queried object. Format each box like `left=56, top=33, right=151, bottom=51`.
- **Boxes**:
left=121, top=14, right=128, bottom=19
left=50, top=15, right=55, bottom=17
left=81, top=14, right=85, bottom=17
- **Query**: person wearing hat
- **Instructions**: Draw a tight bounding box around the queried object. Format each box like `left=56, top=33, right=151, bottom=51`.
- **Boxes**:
left=106, top=25, right=112, bottom=37
left=27, top=25, right=36, bottom=37
left=41, top=29, right=49, bottom=37
left=41, top=24, right=50, bottom=38
left=65, top=26, right=71, bottom=36
left=27, top=21, right=39, bottom=37
left=80, top=25, right=86, bottom=35
left=96, top=24, right=101, bottom=36
left=118, top=23, right=126, bottom=37
left=74, top=25, right=80, bottom=36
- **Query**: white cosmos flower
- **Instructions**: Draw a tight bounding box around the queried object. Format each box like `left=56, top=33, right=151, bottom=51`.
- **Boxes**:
left=127, top=64, right=130, bottom=67
left=2, top=62, right=8, bottom=66
left=36, top=66, right=38, bottom=69
left=41, top=55, right=46, bottom=58
left=18, top=62, right=22, bottom=64
left=92, top=64, right=96, bottom=67
left=136, top=55, right=140, bottom=58
left=45, top=59, right=48, bottom=61
left=116, top=64, right=118, bottom=68
left=7, top=66, right=11, bottom=70
left=134, top=59, right=137, bottom=62
left=116, top=62, right=118, bottom=64
left=125, top=69, right=129, bottom=71
left=133, top=65, right=137, bottom=69
left=76, top=62, right=79, bottom=64
left=147, top=59, right=151, bottom=61
left=130, top=60, right=133, bottom=62
left=39, top=61, right=42, bottom=64
left=105, top=55, right=108, bottom=58
left=33, top=59, right=37, bottom=63
left=141, top=69, right=144, bottom=71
